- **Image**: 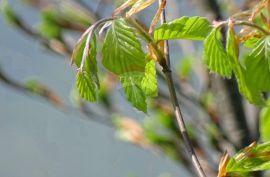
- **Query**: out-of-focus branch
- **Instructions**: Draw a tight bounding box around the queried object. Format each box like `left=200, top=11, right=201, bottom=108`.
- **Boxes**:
left=0, top=66, right=64, bottom=107
left=194, top=0, right=252, bottom=149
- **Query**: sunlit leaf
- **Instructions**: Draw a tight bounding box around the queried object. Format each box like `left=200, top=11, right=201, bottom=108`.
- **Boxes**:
left=260, top=101, right=270, bottom=142
left=154, top=16, right=212, bottom=41
left=245, top=37, right=270, bottom=91
left=141, top=59, right=158, bottom=97
left=243, top=37, right=260, bottom=48
left=120, top=72, right=147, bottom=112
left=227, top=142, right=270, bottom=172
left=72, top=31, right=99, bottom=102
left=102, top=18, right=146, bottom=74
left=76, top=70, right=98, bottom=102
left=204, top=28, right=232, bottom=78
left=227, top=26, right=264, bottom=105
left=72, top=33, right=99, bottom=87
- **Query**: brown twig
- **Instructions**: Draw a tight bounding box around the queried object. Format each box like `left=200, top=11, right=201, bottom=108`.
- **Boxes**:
left=157, top=1, right=206, bottom=176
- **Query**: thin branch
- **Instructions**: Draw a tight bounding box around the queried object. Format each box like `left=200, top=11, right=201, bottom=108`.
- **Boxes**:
left=157, top=1, right=206, bottom=176
left=162, top=69, right=206, bottom=177
left=158, top=0, right=170, bottom=68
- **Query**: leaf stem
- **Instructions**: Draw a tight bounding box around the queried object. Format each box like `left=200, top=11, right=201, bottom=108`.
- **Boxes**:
left=158, top=0, right=170, bottom=68
left=126, top=18, right=165, bottom=63
left=157, top=1, right=206, bottom=177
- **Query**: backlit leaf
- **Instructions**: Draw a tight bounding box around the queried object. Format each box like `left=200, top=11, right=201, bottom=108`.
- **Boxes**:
left=154, top=16, right=212, bottom=41
left=245, top=37, right=270, bottom=91
left=141, top=59, right=158, bottom=97
left=72, top=33, right=99, bottom=87
left=260, top=101, right=270, bottom=142
left=227, top=142, right=270, bottom=173
left=72, top=31, right=99, bottom=102
left=120, top=72, right=147, bottom=112
left=227, top=26, right=264, bottom=105
left=102, top=18, right=146, bottom=74
left=76, top=70, right=98, bottom=102
left=204, top=28, right=232, bottom=78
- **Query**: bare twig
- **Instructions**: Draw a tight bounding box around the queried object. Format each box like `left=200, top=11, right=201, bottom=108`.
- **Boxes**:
left=158, top=1, right=206, bottom=176
left=162, top=68, right=207, bottom=177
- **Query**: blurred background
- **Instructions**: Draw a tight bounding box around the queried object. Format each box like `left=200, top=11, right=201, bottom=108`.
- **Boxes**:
left=0, top=0, right=264, bottom=177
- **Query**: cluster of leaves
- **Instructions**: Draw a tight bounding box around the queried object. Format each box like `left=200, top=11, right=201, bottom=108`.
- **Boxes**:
left=218, top=142, right=270, bottom=177
left=72, top=0, right=270, bottom=111
left=3, top=0, right=270, bottom=176
left=71, top=16, right=212, bottom=112
left=70, top=0, right=270, bottom=176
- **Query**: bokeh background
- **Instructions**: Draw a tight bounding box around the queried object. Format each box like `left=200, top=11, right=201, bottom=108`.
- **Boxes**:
left=0, top=0, right=262, bottom=177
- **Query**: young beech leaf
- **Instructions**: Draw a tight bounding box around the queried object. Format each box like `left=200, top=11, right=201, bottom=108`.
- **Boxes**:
left=204, top=28, right=232, bottom=78
left=154, top=16, right=212, bottom=41
left=260, top=101, right=270, bottom=142
left=72, top=34, right=98, bottom=73
left=227, top=26, right=264, bottom=105
left=226, top=142, right=270, bottom=173
left=72, top=32, right=99, bottom=101
left=72, top=34, right=99, bottom=87
left=76, top=71, right=98, bottom=102
left=141, top=59, right=158, bottom=97
left=243, top=37, right=260, bottom=48
left=120, top=72, right=147, bottom=112
left=102, top=18, right=145, bottom=74
left=245, top=37, right=270, bottom=91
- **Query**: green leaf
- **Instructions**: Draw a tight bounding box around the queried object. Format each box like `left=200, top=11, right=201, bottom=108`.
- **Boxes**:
left=226, top=26, right=264, bottom=105
left=154, top=16, right=212, bottom=41
left=141, top=59, right=158, bottom=97
left=76, top=70, right=98, bottom=102
left=72, top=31, right=99, bottom=102
left=102, top=18, right=146, bottom=74
left=120, top=72, right=147, bottom=112
left=72, top=33, right=99, bottom=87
left=227, top=142, right=270, bottom=173
left=234, top=66, right=264, bottom=105
left=243, top=37, right=260, bottom=48
left=245, top=37, right=270, bottom=91
left=204, top=28, right=232, bottom=78
left=260, top=102, right=270, bottom=142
